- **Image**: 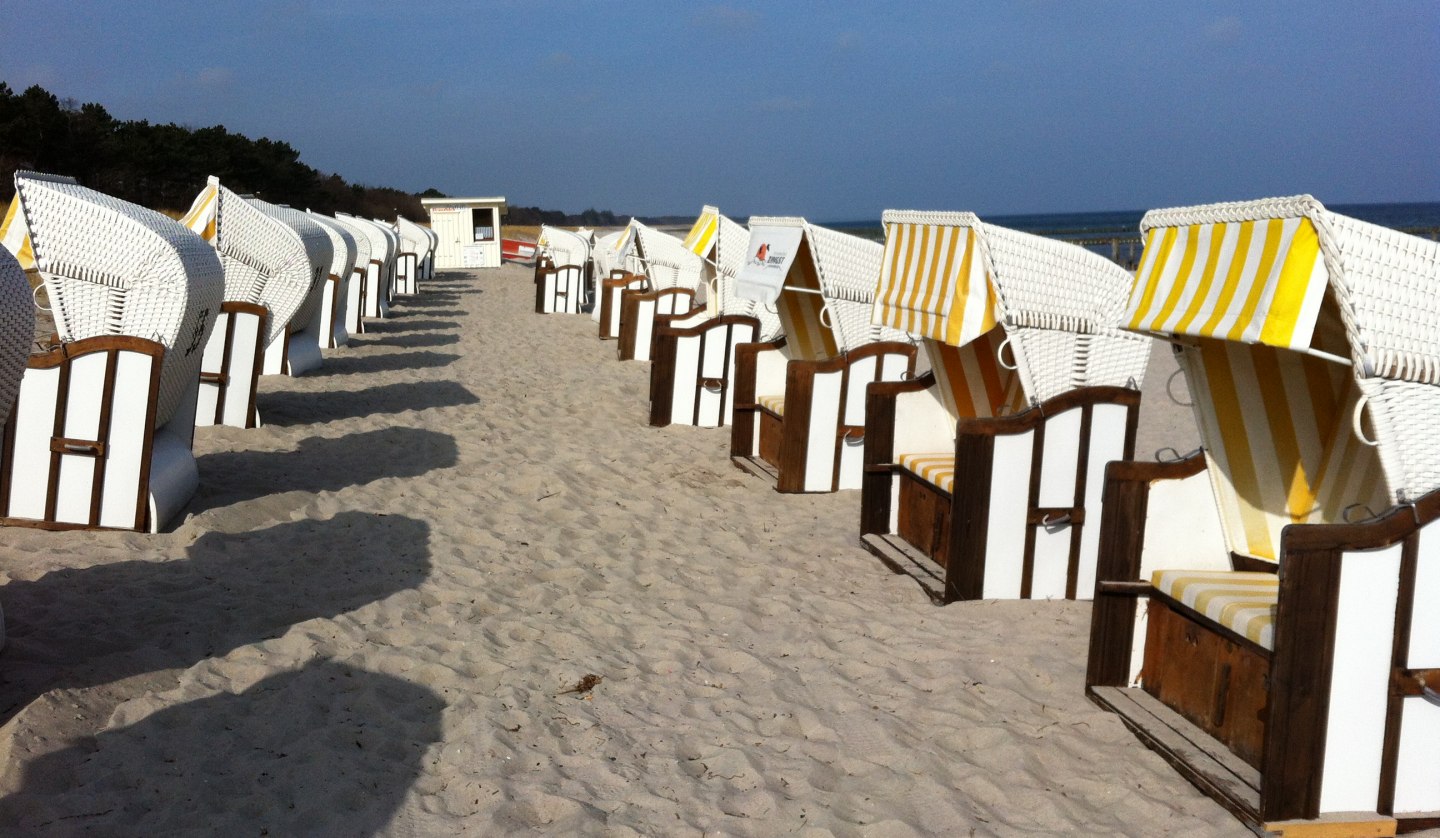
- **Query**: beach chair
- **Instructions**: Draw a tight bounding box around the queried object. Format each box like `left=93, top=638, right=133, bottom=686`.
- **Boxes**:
left=533, top=226, right=591, bottom=314
left=859, top=212, right=1151, bottom=604
left=323, top=212, right=370, bottom=337
left=0, top=171, right=223, bottom=531
left=421, top=225, right=438, bottom=279
left=648, top=207, right=783, bottom=428
left=1084, top=196, right=1440, bottom=836
left=246, top=199, right=333, bottom=377
left=181, top=178, right=320, bottom=428
left=730, top=217, right=917, bottom=493
left=334, top=213, right=392, bottom=319
left=614, top=220, right=706, bottom=361
left=304, top=211, right=358, bottom=347
left=372, top=219, right=401, bottom=307
left=593, top=226, right=647, bottom=338
left=0, top=248, right=32, bottom=431
left=394, top=216, right=429, bottom=295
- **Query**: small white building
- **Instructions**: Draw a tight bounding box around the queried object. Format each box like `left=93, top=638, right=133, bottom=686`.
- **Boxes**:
left=422, top=196, right=507, bottom=269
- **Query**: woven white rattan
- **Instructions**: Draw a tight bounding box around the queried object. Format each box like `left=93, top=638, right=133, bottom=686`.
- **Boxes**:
left=632, top=221, right=704, bottom=291
left=16, top=171, right=225, bottom=427
left=191, top=179, right=315, bottom=346
left=328, top=214, right=373, bottom=269
left=804, top=222, right=900, bottom=353
left=305, top=212, right=359, bottom=285
left=245, top=199, right=332, bottom=332
left=0, top=247, right=31, bottom=427
left=396, top=216, right=432, bottom=263
left=1139, top=195, right=1440, bottom=503
left=539, top=226, right=590, bottom=268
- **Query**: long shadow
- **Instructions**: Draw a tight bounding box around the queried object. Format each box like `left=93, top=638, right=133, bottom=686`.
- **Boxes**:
left=0, top=658, right=443, bottom=834
left=318, top=350, right=460, bottom=376
left=0, top=511, right=432, bottom=726
left=261, top=380, right=478, bottom=426
left=343, top=331, right=461, bottom=350
left=192, top=427, right=457, bottom=512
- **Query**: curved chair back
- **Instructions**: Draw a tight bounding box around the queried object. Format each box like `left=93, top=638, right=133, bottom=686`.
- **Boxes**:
left=0, top=247, right=33, bottom=427
left=306, top=212, right=359, bottom=291
left=244, top=199, right=333, bottom=334
left=180, top=177, right=314, bottom=348
left=396, top=216, right=432, bottom=264
left=538, top=226, right=591, bottom=268
left=680, top=206, right=782, bottom=338
left=15, top=171, right=224, bottom=426
left=628, top=220, right=704, bottom=291
left=333, top=213, right=392, bottom=317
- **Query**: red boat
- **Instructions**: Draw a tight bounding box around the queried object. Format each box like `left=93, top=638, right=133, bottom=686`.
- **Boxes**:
left=502, top=238, right=537, bottom=262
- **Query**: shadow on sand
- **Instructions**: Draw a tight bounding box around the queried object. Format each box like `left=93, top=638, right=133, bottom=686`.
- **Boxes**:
left=318, top=350, right=460, bottom=376
left=0, top=658, right=443, bottom=835
left=261, top=380, right=477, bottom=426
left=191, top=427, right=457, bottom=513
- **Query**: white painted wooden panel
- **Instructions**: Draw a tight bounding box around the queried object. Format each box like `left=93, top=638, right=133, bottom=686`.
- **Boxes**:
left=1077, top=402, right=1131, bottom=599
left=1029, top=525, right=1072, bottom=599
left=9, top=367, right=60, bottom=519
left=804, top=370, right=843, bottom=492
left=222, top=311, right=262, bottom=428
left=982, top=431, right=1034, bottom=598
left=1037, top=407, right=1081, bottom=508
left=1410, top=522, right=1440, bottom=669
left=98, top=350, right=151, bottom=529
left=842, top=356, right=877, bottom=428
left=1393, top=697, right=1440, bottom=813
left=671, top=334, right=701, bottom=425
left=1319, top=544, right=1402, bottom=814
left=54, top=352, right=107, bottom=524
left=633, top=299, right=656, bottom=362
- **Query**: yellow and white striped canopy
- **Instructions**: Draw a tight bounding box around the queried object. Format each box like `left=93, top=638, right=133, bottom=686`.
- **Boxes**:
left=682, top=207, right=719, bottom=259
left=0, top=195, right=36, bottom=270
left=1125, top=212, right=1328, bottom=352
left=871, top=210, right=997, bottom=348
left=181, top=177, right=220, bottom=242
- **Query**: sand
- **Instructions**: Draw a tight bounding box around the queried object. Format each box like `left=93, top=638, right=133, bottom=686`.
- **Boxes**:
left=0, top=265, right=1242, bottom=836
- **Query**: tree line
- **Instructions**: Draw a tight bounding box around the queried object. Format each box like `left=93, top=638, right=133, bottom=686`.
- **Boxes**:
left=0, top=82, right=627, bottom=226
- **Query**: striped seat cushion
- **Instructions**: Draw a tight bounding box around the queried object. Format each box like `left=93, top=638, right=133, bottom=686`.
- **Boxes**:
left=1151, top=570, right=1278, bottom=651
left=757, top=394, right=785, bottom=416
left=898, top=452, right=954, bottom=494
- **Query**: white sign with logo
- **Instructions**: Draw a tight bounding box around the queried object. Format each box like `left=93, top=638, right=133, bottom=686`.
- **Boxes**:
left=735, top=224, right=804, bottom=304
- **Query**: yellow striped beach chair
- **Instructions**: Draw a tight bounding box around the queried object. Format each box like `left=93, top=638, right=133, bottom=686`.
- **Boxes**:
left=0, top=171, right=224, bottom=532
left=648, top=207, right=784, bottom=428
left=861, top=211, right=1151, bottom=604
left=1085, top=195, right=1440, bottom=836
left=729, top=217, right=918, bottom=493
left=533, top=225, right=591, bottom=315
left=613, top=219, right=707, bottom=361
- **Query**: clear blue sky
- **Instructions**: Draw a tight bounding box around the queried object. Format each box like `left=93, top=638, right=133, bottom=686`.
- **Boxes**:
left=3, top=1, right=1437, bottom=220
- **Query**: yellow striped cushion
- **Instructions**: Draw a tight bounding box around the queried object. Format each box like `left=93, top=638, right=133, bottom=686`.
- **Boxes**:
left=898, top=452, right=954, bottom=494
left=1151, top=570, right=1278, bottom=651
left=757, top=394, right=785, bottom=416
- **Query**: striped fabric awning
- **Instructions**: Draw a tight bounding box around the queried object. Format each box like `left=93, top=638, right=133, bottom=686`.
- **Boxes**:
left=682, top=208, right=719, bottom=259
left=612, top=222, right=636, bottom=263
left=871, top=210, right=998, bottom=348
left=1125, top=215, right=1328, bottom=352
left=181, top=177, right=219, bottom=242
left=0, top=195, right=36, bottom=270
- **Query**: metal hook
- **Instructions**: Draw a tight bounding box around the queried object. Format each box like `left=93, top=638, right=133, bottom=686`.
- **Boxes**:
left=1166, top=367, right=1192, bottom=407
left=1352, top=395, right=1379, bottom=447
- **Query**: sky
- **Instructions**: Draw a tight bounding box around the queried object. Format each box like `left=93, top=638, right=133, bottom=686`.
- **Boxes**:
left=2, top=1, right=1437, bottom=221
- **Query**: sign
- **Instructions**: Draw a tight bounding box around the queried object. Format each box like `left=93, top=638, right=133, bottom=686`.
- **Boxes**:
left=735, top=224, right=804, bottom=304
left=462, top=244, right=488, bottom=268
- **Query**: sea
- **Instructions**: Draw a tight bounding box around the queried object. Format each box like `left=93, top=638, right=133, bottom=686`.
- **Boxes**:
left=823, top=202, right=1440, bottom=268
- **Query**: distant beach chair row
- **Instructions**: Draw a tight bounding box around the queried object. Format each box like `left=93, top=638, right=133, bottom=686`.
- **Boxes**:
left=534, top=197, right=1439, bottom=836
left=0, top=170, right=436, bottom=534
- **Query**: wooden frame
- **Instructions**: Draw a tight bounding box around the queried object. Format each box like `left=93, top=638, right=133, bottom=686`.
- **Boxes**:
left=345, top=265, right=366, bottom=336
left=1086, top=458, right=1440, bottom=835
left=0, top=336, right=163, bottom=531
left=861, top=383, right=1141, bottom=604
left=732, top=340, right=917, bottom=493
left=597, top=271, right=647, bottom=340
left=533, top=256, right=590, bottom=315
left=396, top=251, right=419, bottom=295
left=196, top=301, right=267, bottom=429
left=616, top=287, right=698, bottom=361
left=648, top=313, right=762, bottom=428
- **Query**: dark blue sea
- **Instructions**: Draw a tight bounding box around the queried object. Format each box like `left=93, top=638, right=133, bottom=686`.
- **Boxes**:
left=823, top=202, right=1440, bottom=266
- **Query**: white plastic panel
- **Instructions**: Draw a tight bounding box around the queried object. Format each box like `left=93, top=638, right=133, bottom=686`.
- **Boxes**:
left=804, top=370, right=844, bottom=492
left=345, top=270, right=364, bottom=333
left=54, top=351, right=107, bottom=524
left=1076, top=402, right=1132, bottom=599
left=261, top=332, right=286, bottom=375
left=221, top=310, right=263, bottom=428
left=97, top=350, right=151, bottom=529
left=982, top=430, right=1035, bottom=598
left=1393, top=697, right=1440, bottom=813
left=1029, top=525, right=1072, bottom=599
left=8, top=367, right=60, bottom=519
left=633, top=299, right=656, bottom=362
left=841, top=356, right=877, bottom=428
left=671, top=334, right=702, bottom=425
left=1410, top=521, right=1440, bottom=669
left=1037, top=407, right=1082, bottom=508
left=1319, top=544, right=1402, bottom=814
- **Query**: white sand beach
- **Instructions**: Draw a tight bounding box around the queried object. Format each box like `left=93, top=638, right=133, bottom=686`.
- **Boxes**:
left=0, top=265, right=1245, bottom=836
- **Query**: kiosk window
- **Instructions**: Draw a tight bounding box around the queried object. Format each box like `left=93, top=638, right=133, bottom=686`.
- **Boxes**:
left=472, top=209, right=495, bottom=242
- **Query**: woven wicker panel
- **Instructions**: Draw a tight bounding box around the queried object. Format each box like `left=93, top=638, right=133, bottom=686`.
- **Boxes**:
left=328, top=214, right=373, bottom=268
left=1007, top=327, right=1080, bottom=404
left=1081, top=329, right=1152, bottom=389
left=805, top=224, right=889, bottom=352
left=634, top=222, right=704, bottom=291
left=0, top=247, right=32, bottom=427
left=1360, top=377, right=1440, bottom=504
left=337, top=213, right=394, bottom=267
left=17, top=172, right=224, bottom=427
left=979, top=222, right=1135, bottom=336
left=208, top=183, right=314, bottom=346
left=712, top=212, right=752, bottom=317
left=539, top=226, right=590, bottom=268
left=246, top=199, right=332, bottom=332
left=306, top=213, right=359, bottom=283
left=396, top=216, right=432, bottom=260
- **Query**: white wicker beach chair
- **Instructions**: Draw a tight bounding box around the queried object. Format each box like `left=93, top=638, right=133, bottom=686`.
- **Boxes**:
left=0, top=171, right=224, bottom=531
left=859, top=211, right=1151, bottom=604
left=326, top=213, right=372, bottom=336
left=334, top=213, right=393, bottom=319
left=421, top=225, right=438, bottom=280
left=181, top=178, right=321, bottom=428
left=648, top=207, right=783, bottom=428
left=1084, top=196, right=1440, bottom=835
left=533, top=226, right=591, bottom=314
left=395, top=215, right=429, bottom=295
left=246, top=198, right=333, bottom=377
left=729, top=217, right=918, bottom=493
left=614, top=220, right=707, bottom=361
left=372, top=219, right=400, bottom=308
left=304, top=211, right=358, bottom=348
left=593, top=227, right=646, bottom=334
